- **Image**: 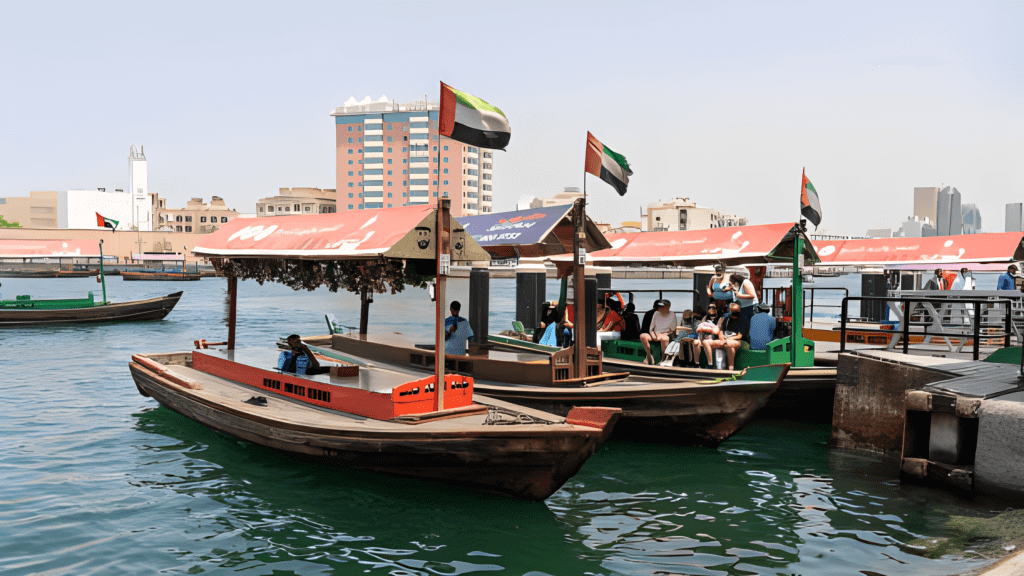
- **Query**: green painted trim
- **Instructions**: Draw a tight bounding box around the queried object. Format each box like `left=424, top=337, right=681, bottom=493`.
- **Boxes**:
left=0, top=293, right=99, bottom=310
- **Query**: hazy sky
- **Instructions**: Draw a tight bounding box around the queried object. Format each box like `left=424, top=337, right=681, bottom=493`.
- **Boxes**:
left=1, top=1, right=1021, bottom=234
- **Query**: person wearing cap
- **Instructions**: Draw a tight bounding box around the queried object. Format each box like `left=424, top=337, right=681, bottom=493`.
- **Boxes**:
left=748, top=303, right=777, bottom=352
left=998, top=265, right=1019, bottom=291
left=640, top=299, right=678, bottom=364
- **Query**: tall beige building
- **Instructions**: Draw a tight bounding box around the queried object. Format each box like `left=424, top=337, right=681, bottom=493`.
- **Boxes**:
left=913, top=187, right=940, bottom=224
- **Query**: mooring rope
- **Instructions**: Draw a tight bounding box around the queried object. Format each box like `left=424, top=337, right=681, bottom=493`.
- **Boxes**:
left=482, top=405, right=562, bottom=426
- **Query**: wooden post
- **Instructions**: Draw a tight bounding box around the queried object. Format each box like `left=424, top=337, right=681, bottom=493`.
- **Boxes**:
left=573, top=198, right=587, bottom=379
left=98, top=239, right=108, bottom=304
left=434, top=199, right=451, bottom=411
left=359, top=287, right=370, bottom=335
left=227, top=275, right=238, bottom=350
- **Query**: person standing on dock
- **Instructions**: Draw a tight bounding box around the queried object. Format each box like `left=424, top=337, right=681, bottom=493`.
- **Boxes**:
left=998, top=265, right=1019, bottom=291
left=925, top=269, right=947, bottom=291
left=445, top=301, right=474, bottom=355
left=951, top=268, right=974, bottom=291
left=640, top=300, right=678, bottom=365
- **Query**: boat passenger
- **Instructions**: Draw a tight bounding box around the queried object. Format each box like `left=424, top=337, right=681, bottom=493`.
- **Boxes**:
left=596, top=299, right=626, bottom=344
left=707, top=263, right=734, bottom=310
left=533, top=302, right=560, bottom=344
left=692, top=304, right=721, bottom=366
left=445, top=300, right=474, bottom=355
left=620, top=302, right=642, bottom=340
left=748, top=304, right=776, bottom=352
left=998, top=265, right=1019, bottom=291
left=279, top=335, right=331, bottom=376
left=559, top=304, right=574, bottom=347
left=730, top=271, right=760, bottom=331
left=675, top=308, right=701, bottom=365
left=706, top=302, right=747, bottom=371
left=640, top=299, right=678, bottom=365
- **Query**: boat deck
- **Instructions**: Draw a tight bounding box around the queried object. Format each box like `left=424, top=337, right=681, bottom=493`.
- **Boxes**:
left=344, top=332, right=552, bottom=364
left=153, top=354, right=573, bottom=431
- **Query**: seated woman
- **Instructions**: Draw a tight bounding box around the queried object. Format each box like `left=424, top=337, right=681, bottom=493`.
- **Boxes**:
left=676, top=307, right=703, bottom=365
left=704, top=302, right=747, bottom=370
left=620, top=302, right=641, bottom=340
left=533, top=302, right=561, bottom=344
left=596, top=299, right=626, bottom=343
left=278, top=334, right=331, bottom=376
left=691, top=304, right=720, bottom=367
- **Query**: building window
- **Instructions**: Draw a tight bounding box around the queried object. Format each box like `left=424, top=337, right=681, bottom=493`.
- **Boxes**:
left=347, top=126, right=352, bottom=132
left=358, top=137, right=362, bottom=142
left=221, top=217, right=228, bottom=223
left=358, top=126, right=362, bottom=131
left=185, top=216, right=192, bottom=222
left=348, top=160, right=353, bottom=165
left=402, top=147, right=408, bottom=153
left=433, top=169, right=438, bottom=174
left=348, top=171, right=353, bottom=176
left=387, top=193, right=392, bottom=198
left=388, top=159, right=392, bottom=164
left=433, top=180, right=438, bottom=186
left=444, top=168, right=449, bottom=174
left=268, top=206, right=274, bottom=212
left=387, top=170, right=393, bottom=175
left=348, top=183, right=354, bottom=188
left=176, top=215, right=182, bottom=222
left=403, top=136, right=407, bottom=141
left=358, top=170, right=362, bottom=175
left=387, top=136, right=393, bottom=142
left=348, top=204, right=353, bottom=209
left=176, top=226, right=182, bottom=232
left=444, top=157, right=448, bottom=163
left=403, top=180, right=407, bottom=186
left=444, top=180, right=448, bottom=185
left=444, top=145, right=449, bottom=151
left=402, top=159, right=407, bottom=163
left=348, top=192, right=353, bottom=197
left=387, top=124, right=392, bottom=130
left=200, top=216, right=207, bottom=222
left=403, top=170, right=407, bottom=175
left=357, top=149, right=362, bottom=153
left=387, top=181, right=392, bottom=186
left=185, top=226, right=192, bottom=232
left=284, top=206, right=290, bottom=212
left=305, top=206, right=311, bottom=212
left=348, top=149, right=353, bottom=155
left=347, top=137, right=353, bottom=143
left=387, top=147, right=392, bottom=153
left=433, top=146, right=438, bottom=152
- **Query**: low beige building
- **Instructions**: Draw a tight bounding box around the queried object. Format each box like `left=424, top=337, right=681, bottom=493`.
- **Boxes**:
left=646, top=198, right=747, bottom=232
left=256, top=188, right=337, bottom=217
left=0, top=191, right=60, bottom=228
left=528, top=187, right=583, bottom=210
left=152, top=195, right=241, bottom=233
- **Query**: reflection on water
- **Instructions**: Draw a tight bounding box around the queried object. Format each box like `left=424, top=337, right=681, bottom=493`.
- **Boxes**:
left=0, top=277, right=1000, bottom=575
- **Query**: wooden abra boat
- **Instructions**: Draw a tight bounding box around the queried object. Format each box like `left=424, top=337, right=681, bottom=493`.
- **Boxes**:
left=321, top=335, right=786, bottom=445
left=0, top=291, right=183, bottom=326
left=130, top=348, right=618, bottom=500
left=121, top=270, right=201, bottom=281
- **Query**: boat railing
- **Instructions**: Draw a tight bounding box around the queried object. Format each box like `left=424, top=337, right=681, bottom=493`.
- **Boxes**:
left=761, top=286, right=849, bottom=323
left=839, top=295, right=1016, bottom=360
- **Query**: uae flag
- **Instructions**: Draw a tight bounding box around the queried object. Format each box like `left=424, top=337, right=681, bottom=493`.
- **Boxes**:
left=585, top=132, right=633, bottom=196
left=800, top=168, right=822, bottom=227
left=96, top=213, right=119, bottom=231
left=438, top=82, right=511, bottom=150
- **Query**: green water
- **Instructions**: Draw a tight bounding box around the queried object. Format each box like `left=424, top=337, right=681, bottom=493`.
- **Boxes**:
left=0, top=277, right=1002, bottom=575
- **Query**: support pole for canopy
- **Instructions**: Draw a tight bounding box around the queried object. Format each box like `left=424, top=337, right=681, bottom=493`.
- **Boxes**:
left=98, top=239, right=108, bottom=304
left=791, top=221, right=805, bottom=365
left=227, top=275, right=238, bottom=350
left=434, top=199, right=451, bottom=411
left=572, top=198, right=587, bottom=379
left=359, top=288, right=370, bottom=335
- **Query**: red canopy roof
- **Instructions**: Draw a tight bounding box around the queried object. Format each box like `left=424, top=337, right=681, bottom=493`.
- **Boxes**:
left=0, top=239, right=100, bottom=258
left=813, top=232, right=1024, bottom=266
left=192, top=205, right=489, bottom=262
left=584, top=222, right=818, bottom=266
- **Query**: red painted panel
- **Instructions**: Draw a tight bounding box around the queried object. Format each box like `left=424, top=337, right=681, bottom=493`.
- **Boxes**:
left=192, top=352, right=473, bottom=419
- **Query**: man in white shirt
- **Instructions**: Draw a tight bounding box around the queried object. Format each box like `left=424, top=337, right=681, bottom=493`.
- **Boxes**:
left=640, top=300, right=678, bottom=365
left=951, top=268, right=974, bottom=291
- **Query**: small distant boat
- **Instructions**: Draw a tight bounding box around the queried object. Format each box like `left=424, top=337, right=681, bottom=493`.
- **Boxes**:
left=0, top=268, right=98, bottom=278
left=0, top=291, right=183, bottom=326
left=121, top=270, right=201, bottom=281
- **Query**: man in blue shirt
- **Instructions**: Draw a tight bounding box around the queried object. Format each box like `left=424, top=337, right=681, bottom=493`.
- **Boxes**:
left=997, top=265, right=1019, bottom=291
left=444, top=301, right=474, bottom=355
left=279, top=334, right=331, bottom=375
left=748, top=304, right=777, bottom=351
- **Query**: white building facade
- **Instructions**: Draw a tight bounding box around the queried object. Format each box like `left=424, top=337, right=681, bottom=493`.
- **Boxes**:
left=646, top=197, right=747, bottom=232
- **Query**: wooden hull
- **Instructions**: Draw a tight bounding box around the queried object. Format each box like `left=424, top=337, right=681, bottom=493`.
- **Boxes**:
left=325, top=335, right=785, bottom=445
left=473, top=372, right=783, bottom=446
left=488, top=335, right=837, bottom=417
left=0, top=292, right=183, bottom=326
left=129, top=355, right=619, bottom=500
left=121, top=271, right=201, bottom=281
left=0, top=269, right=97, bottom=278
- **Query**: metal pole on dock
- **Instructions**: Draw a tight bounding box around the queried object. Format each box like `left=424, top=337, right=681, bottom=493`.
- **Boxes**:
left=98, top=239, right=108, bottom=304
left=791, top=223, right=804, bottom=366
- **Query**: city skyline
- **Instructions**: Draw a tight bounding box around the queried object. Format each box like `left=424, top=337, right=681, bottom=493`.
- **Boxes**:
left=0, top=1, right=1021, bottom=234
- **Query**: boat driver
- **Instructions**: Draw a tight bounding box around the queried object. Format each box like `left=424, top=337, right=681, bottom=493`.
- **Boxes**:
left=279, top=335, right=331, bottom=376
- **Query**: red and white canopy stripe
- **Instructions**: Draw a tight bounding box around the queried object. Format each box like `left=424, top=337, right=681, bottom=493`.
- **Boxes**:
left=812, top=232, right=1024, bottom=266
left=584, top=222, right=816, bottom=266
left=0, top=239, right=101, bottom=258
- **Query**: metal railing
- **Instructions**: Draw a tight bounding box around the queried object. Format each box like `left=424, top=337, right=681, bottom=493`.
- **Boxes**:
left=840, top=295, right=1014, bottom=360
left=760, top=287, right=849, bottom=322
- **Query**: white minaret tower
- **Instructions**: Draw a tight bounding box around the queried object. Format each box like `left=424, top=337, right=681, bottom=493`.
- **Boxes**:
left=128, top=145, right=152, bottom=231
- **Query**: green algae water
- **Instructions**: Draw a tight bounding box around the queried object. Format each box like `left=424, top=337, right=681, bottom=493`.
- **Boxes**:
left=0, top=276, right=1006, bottom=575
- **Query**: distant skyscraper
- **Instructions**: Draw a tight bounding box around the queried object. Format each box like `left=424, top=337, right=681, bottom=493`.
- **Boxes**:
left=1006, top=203, right=1023, bottom=232
left=936, top=187, right=950, bottom=235
left=913, top=187, right=940, bottom=224
left=962, top=204, right=982, bottom=234
left=331, top=96, right=494, bottom=217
